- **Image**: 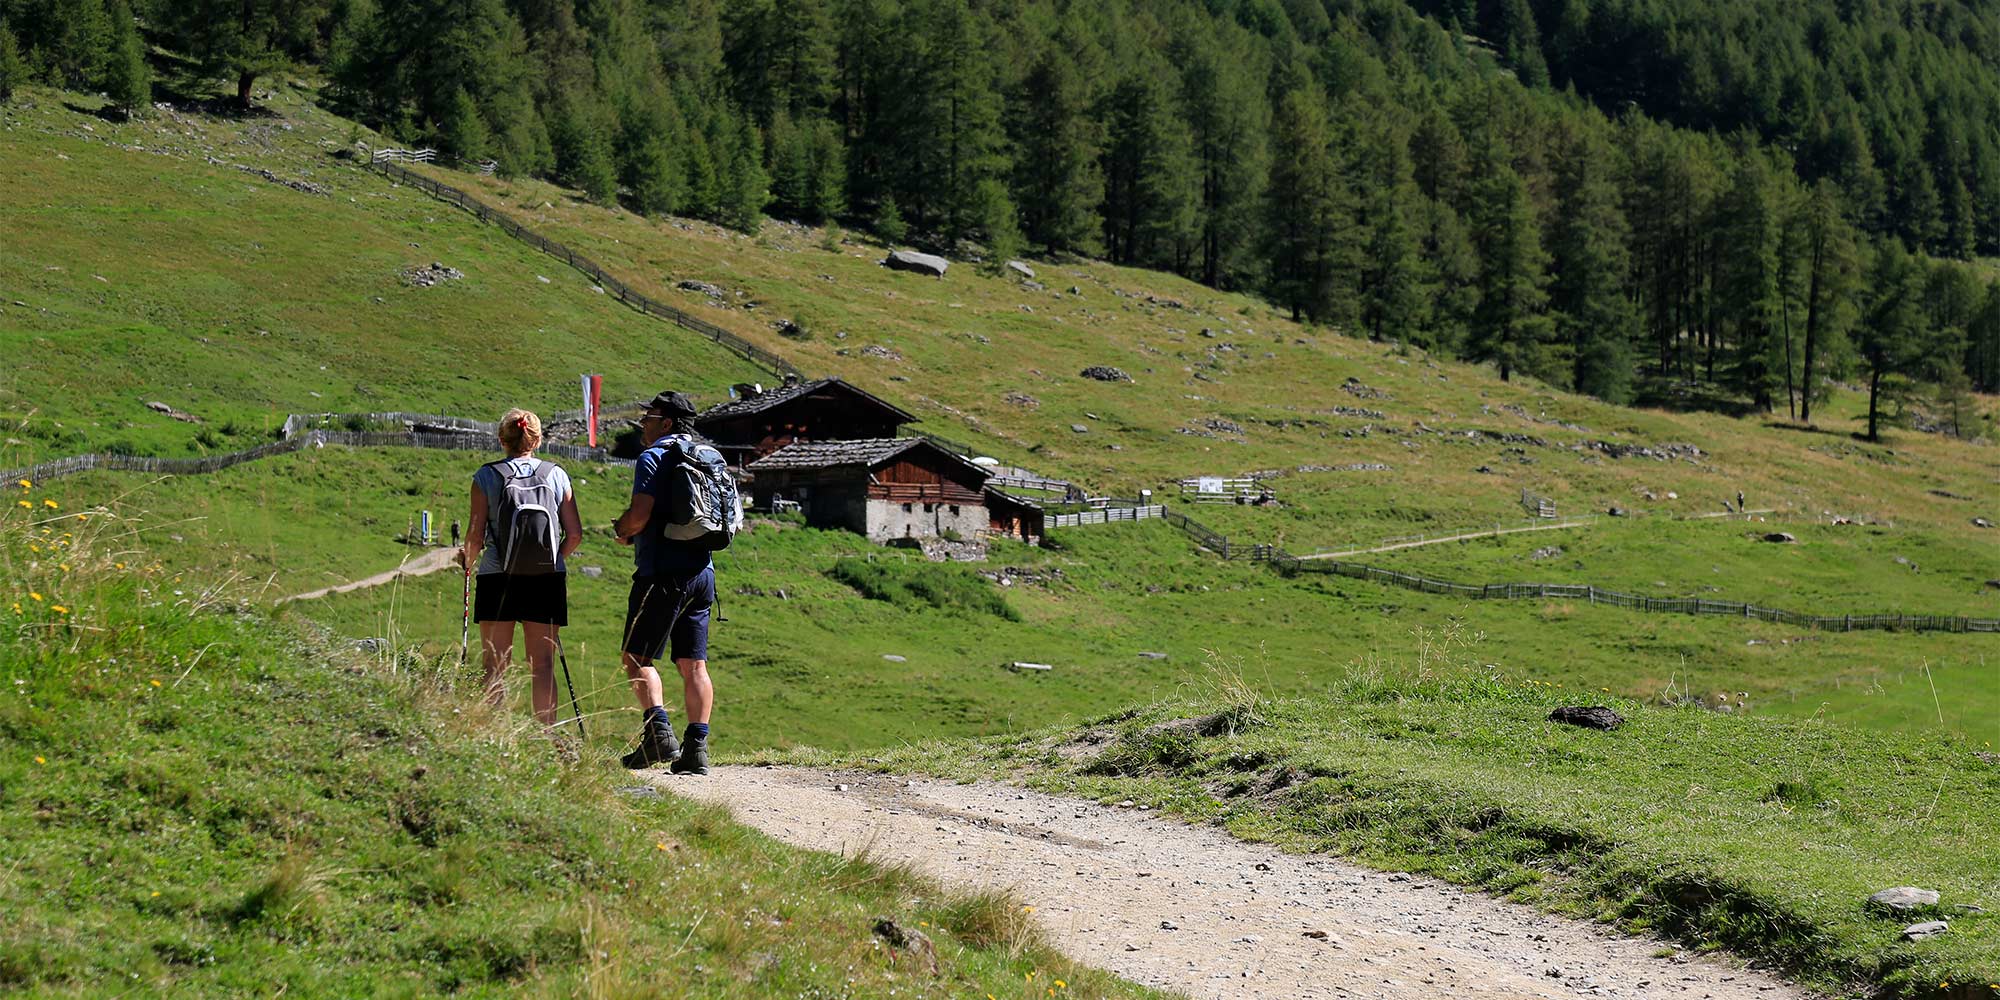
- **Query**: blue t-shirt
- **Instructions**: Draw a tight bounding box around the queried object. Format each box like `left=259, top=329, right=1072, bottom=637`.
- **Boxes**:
left=632, top=439, right=713, bottom=577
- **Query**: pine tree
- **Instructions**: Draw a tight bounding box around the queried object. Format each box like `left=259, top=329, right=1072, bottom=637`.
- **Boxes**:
left=0, top=25, right=26, bottom=103
left=1420, top=198, right=1480, bottom=356
left=44, top=0, right=112, bottom=91
left=1794, top=181, right=1860, bottom=423
left=101, top=0, right=148, bottom=116
left=1356, top=122, right=1430, bottom=346
left=1011, top=48, right=1104, bottom=256
left=1102, top=66, right=1198, bottom=272
left=549, top=87, right=618, bottom=204
left=152, top=0, right=329, bottom=107
left=1467, top=139, right=1553, bottom=381
left=1857, top=239, right=1927, bottom=441
left=1716, top=150, right=1788, bottom=410
left=873, top=192, right=908, bottom=244
left=1967, top=281, right=2000, bottom=393
left=1262, top=88, right=1353, bottom=324
left=439, top=87, right=489, bottom=162
left=1176, top=21, right=1267, bottom=287
left=1549, top=125, right=1637, bottom=402
left=721, top=110, right=769, bottom=232
left=975, top=178, right=1024, bottom=273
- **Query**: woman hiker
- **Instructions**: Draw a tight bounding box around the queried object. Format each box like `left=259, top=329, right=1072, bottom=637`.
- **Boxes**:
left=459, top=408, right=584, bottom=730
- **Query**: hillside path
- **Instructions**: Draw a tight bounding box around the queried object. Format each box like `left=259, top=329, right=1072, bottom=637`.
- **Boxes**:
left=276, top=546, right=458, bottom=604
left=662, top=766, right=1810, bottom=1000
left=1298, top=509, right=1777, bottom=560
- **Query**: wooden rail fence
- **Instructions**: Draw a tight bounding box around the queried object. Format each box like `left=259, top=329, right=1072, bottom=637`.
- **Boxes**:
left=364, top=158, right=803, bottom=379
left=1, top=429, right=627, bottom=486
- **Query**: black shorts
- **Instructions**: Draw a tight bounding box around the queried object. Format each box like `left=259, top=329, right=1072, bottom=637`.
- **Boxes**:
left=622, top=567, right=714, bottom=662
left=473, top=573, right=568, bottom=626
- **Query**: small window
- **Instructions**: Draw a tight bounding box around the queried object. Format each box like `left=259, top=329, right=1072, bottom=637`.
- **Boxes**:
left=924, top=503, right=935, bottom=513
left=950, top=505, right=960, bottom=515
left=902, top=503, right=912, bottom=513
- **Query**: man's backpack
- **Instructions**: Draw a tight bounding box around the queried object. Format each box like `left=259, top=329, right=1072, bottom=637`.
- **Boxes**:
left=652, top=436, right=742, bottom=551
left=488, top=459, right=563, bottom=575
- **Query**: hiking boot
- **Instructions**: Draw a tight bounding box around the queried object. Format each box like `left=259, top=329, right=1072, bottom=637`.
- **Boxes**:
left=619, top=716, right=680, bottom=769
left=668, top=728, right=709, bottom=775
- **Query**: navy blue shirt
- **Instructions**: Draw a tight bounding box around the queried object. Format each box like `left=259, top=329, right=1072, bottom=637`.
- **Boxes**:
left=632, top=439, right=713, bottom=577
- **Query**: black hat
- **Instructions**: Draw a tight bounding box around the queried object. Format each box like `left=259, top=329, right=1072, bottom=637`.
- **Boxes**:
left=643, top=390, right=699, bottom=420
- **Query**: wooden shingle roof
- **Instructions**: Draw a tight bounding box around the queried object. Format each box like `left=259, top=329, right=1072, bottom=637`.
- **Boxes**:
left=746, top=437, right=991, bottom=480
left=697, top=377, right=916, bottom=424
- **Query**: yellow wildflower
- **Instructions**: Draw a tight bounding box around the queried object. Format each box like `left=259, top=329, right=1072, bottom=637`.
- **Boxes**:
left=149, top=679, right=161, bottom=688
left=59, top=564, right=69, bottom=572
left=15, top=500, right=27, bottom=509
left=656, top=842, right=668, bottom=851
left=9, top=603, right=20, bottom=614
left=27, top=545, right=38, bottom=552
left=51, top=606, right=67, bottom=614
left=42, top=499, right=57, bottom=509
left=115, top=562, right=126, bottom=570
left=28, top=592, right=42, bottom=602
left=151, top=891, right=161, bottom=898
left=15, top=479, right=29, bottom=489
left=1055, top=980, right=1066, bottom=989
left=34, top=756, right=45, bottom=765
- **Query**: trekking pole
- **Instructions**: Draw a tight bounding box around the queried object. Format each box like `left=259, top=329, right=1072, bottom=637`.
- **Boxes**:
left=458, top=567, right=471, bottom=666
left=555, top=636, right=586, bottom=739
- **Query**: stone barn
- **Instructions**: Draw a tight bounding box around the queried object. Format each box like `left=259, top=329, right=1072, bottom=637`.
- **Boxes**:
left=697, top=376, right=916, bottom=470
left=983, top=487, right=1045, bottom=543
left=746, top=438, right=991, bottom=542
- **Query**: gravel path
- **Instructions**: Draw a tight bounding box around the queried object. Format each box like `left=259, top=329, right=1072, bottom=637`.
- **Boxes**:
left=276, top=546, right=457, bottom=604
left=660, top=766, right=1811, bottom=1000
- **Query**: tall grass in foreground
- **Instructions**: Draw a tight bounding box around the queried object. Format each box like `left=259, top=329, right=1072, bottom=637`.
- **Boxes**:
left=0, top=479, right=1160, bottom=998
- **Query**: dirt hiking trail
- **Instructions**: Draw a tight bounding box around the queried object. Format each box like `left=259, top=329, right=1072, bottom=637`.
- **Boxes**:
left=276, top=546, right=458, bottom=604
left=664, top=766, right=1809, bottom=1000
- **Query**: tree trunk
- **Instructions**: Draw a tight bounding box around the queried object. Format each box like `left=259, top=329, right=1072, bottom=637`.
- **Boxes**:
left=237, top=71, right=256, bottom=108
left=1866, top=360, right=1882, bottom=442
left=1781, top=296, right=1796, bottom=419
left=1799, top=237, right=1823, bottom=423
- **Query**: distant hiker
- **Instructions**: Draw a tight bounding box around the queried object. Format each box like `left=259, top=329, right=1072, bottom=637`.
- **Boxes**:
left=612, top=390, right=739, bottom=774
left=1736, top=490, right=1746, bottom=512
left=459, top=408, right=583, bottom=729
left=450, top=519, right=461, bottom=548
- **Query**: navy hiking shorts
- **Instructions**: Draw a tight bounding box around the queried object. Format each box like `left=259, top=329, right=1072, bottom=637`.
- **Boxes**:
left=621, top=566, right=714, bottom=662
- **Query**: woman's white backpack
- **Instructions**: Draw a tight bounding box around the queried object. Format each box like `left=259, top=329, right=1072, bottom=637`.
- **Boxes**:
left=490, top=460, right=563, bottom=575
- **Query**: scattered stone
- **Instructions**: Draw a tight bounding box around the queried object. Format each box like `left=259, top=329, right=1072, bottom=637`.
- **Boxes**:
left=536, top=275, right=550, bottom=284
left=1071, top=424, right=1089, bottom=434
left=1548, top=705, right=1624, bottom=731
left=871, top=918, right=938, bottom=973
left=1160, top=920, right=1179, bottom=930
left=1530, top=546, right=1564, bottom=560
left=400, top=262, right=464, bottom=287
left=882, top=654, right=907, bottom=662
left=1080, top=365, right=1133, bottom=382
left=861, top=344, right=902, bottom=360
left=1475, top=465, right=1495, bottom=475
left=775, top=318, right=805, bottom=338
left=1137, top=651, right=1169, bottom=660
left=676, top=279, right=725, bottom=298
left=1973, top=517, right=1992, bottom=528
left=1902, top=921, right=1949, bottom=941
left=1607, top=506, right=1627, bottom=517
left=1002, top=392, right=1039, bottom=408
left=883, top=249, right=949, bottom=277
left=1986, top=580, right=2000, bottom=591
left=616, top=784, right=662, bottom=799
left=578, top=566, right=604, bottom=579
left=1341, top=376, right=1386, bottom=399
left=234, top=164, right=330, bottom=196
left=145, top=401, right=202, bottom=424
left=1068, top=285, right=1082, bottom=295
left=1868, top=887, right=1940, bottom=912
left=1199, top=417, right=1244, bottom=435
left=352, top=637, right=387, bottom=653
left=1005, top=260, right=1035, bottom=280
left=1762, top=532, right=1796, bottom=543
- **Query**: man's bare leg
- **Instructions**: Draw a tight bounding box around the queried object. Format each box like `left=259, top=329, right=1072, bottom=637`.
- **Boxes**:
left=675, top=657, right=711, bottom=723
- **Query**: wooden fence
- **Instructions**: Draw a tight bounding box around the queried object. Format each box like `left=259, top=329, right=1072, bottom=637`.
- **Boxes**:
left=364, top=158, right=803, bottom=379
left=1050, top=503, right=1999, bottom=636
left=1, top=430, right=627, bottom=486
left=1521, top=488, right=1557, bottom=518
left=1047, top=504, right=1165, bottom=528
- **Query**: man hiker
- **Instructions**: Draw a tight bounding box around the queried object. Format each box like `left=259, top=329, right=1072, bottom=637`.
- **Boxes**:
left=612, top=391, right=717, bottom=774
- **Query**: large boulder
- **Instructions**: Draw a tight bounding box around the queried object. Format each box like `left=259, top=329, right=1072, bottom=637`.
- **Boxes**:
left=883, top=250, right=949, bottom=278
left=1548, top=705, right=1624, bottom=731
left=1868, top=887, right=1940, bottom=912
left=1005, top=259, right=1035, bottom=279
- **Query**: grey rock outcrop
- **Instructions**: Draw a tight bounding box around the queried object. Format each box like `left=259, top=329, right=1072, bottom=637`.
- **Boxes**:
left=883, top=250, right=949, bottom=277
